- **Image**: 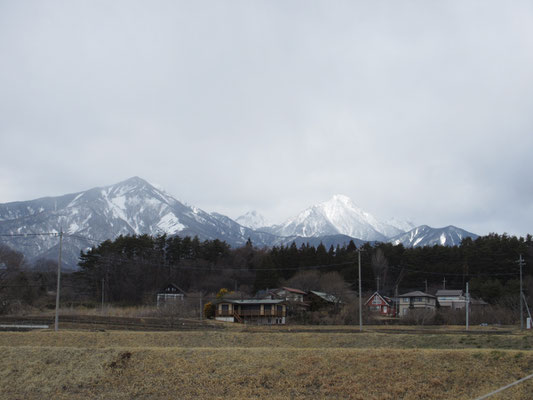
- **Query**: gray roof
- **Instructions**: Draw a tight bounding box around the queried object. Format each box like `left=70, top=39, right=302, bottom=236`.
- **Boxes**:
left=309, top=291, right=340, bottom=303
left=436, top=290, right=463, bottom=297
left=398, top=291, right=436, bottom=298
left=215, top=299, right=285, bottom=305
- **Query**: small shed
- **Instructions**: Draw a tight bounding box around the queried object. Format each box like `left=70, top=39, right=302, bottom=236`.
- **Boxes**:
left=157, top=283, right=186, bottom=307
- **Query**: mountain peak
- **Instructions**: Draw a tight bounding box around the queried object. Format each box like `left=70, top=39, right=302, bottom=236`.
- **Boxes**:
left=270, top=195, right=389, bottom=241
left=116, top=176, right=151, bottom=187
left=236, top=210, right=268, bottom=230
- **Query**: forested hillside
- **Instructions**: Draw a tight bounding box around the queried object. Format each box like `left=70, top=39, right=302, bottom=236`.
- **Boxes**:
left=77, top=233, right=532, bottom=305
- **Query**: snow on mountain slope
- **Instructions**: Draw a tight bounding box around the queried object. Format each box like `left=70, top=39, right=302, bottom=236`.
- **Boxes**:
left=235, top=211, right=268, bottom=230
left=0, top=177, right=276, bottom=267
left=267, top=195, right=404, bottom=241
left=0, top=179, right=480, bottom=267
left=389, top=225, right=478, bottom=248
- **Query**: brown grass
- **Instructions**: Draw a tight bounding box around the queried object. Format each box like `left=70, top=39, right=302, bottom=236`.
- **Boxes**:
left=2, top=328, right=533, bottom=399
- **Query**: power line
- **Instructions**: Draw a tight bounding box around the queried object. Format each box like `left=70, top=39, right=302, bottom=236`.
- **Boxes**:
left=0, top=233, right=59, bottom=237
left=387, top=264, right=520, bottom=278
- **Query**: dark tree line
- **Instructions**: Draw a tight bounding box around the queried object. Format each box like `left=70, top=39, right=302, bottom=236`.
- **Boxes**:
left=75, top=232, right=533, bottom=305
left=1, top=232, right=532, bottom=310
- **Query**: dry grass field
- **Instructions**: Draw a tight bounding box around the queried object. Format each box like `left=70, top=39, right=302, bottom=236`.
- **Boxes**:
left=2, top=324, right=533, bottom=399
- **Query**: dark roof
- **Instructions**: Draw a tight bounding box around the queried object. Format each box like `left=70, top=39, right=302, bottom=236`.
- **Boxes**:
left=215, top=299, right=285, bottom=305
left=309, top=291, right=340, bottom=303
left=280, top=287, right=307, bottom=295
left=160, top=283, right=186, bottom=294
left=398, top=291, right=436, bottom=298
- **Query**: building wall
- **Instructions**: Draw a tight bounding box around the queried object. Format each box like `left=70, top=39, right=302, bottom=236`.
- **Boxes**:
left=399, top=297, right=436, bottom=316
left=438, top=297, right=466, bottom=310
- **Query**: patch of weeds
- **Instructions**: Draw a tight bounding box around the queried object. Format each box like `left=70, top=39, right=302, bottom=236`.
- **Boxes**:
left=489, top=350, right=504, bottom=360
left=108, top=351, right=132, bottom=370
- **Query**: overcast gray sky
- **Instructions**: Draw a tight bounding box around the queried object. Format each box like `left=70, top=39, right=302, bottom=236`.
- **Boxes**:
left=1, top=1, right=532, bottom=237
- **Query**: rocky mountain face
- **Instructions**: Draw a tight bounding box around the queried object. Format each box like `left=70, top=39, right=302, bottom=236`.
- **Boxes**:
left=0, top=177, right=478, bottom=268
left=389, top=225, right=479, bottom=248
left=235, top=211, right=268, bottom=230
left=0, top=177, right=277, bottom=267
left=264, top=194, right=405, bottom=241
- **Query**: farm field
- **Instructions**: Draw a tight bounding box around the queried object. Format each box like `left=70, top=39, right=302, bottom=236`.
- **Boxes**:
left=1, top=324, right=533, bottom=399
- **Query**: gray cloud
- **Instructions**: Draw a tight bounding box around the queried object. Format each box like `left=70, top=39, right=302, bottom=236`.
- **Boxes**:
left=1, top=0, right=532, bottom=236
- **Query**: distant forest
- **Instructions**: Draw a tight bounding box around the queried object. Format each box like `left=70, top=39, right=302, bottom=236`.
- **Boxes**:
left=1, top=233, right=532, bottom=311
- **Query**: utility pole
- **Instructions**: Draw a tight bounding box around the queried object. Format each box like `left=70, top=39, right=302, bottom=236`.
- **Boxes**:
left=101, top=278, right=105, bottom=310
left=200, top=293, right=203, bottom=320
left=442, top=277, right=446, bottom=290
left=395, top=285, right=399, bottom=317
left=357, top=248, right=363, bottom=332
left=376, top=277, right=380, bottom=292
left=424, top=279, right=428, bottom=293
left=519, top=254, right=525, bottom=330
left=54, top=231, right=63, bottom=332
left=466, top=282, right=470, bottom=331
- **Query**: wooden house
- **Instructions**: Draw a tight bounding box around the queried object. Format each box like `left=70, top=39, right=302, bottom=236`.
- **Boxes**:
left=365, top=291, right=396, bottom=317
left=214, top=299, right=287, bottom=324
left=398, top=291, right=436, bottom=317
left=156, top=283, right=186, bottom=307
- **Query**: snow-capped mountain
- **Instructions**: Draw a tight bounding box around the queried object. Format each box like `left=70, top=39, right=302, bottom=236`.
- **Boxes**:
left=235, top=211, right=268, bottom=230
left=0, top=177, right=277, bottom=267
left=389, top=225, right=478, bottom=248
left=265, top=194, right=405, bottom=241
left=0, top=179, right=480, bottom=268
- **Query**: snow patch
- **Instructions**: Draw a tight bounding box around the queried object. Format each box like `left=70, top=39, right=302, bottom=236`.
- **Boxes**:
left=156, top=213, right=185, bottom=234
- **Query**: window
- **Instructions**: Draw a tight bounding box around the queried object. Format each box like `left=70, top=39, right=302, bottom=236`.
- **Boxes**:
left=372, top=297, right=381, bottom=305
left=403, top=298, right=409, bottom=303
